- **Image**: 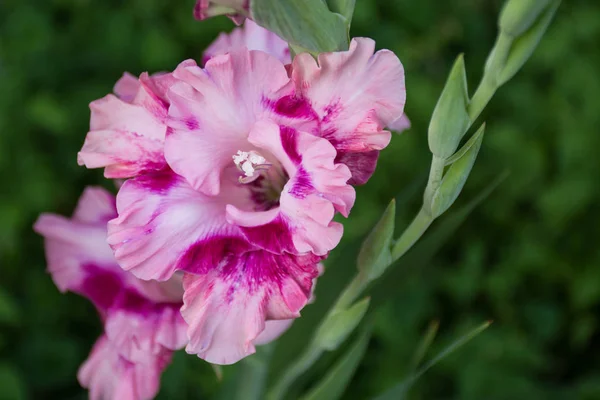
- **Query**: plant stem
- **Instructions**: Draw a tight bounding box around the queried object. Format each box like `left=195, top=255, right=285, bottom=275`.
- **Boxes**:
left=391, top=207, right=433, bottom=262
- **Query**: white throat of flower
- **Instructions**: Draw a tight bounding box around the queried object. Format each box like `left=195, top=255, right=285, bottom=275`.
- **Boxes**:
left=232, top=150, right=272, bottom=184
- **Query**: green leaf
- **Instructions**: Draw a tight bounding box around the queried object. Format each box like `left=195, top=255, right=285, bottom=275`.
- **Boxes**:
left=408, top=320, right=440, bottom=373
left=300, top=328, right=371, bottom=400
left=430, top=123, right=486, bottom=218
left=499, top=0, right=551, bottom=37
left=326, top=0, right=356, bottom=24
left=357, top=199, right=396, bottom=282
left=428, top=54, right=470, bottom=159
left=314, top=297, right=370, bottom=351
left=498, top=0, right=560, bottom=86
left=251, top=0, right=349, bottom=54
left=373, top=321, right=492, bottom=400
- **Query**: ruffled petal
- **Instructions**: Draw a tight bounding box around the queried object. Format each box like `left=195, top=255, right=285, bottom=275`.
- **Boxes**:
left=78, top=73, right=172, bottom=178
left=388, top=113, right=411, bottom=133
left=203, top=20, right=290, bottom=64
left=165, top=51, right=290, bottom=195
left=289, top=37, right=405, bottom=183
left=78, top=335, right=172, bottom=400
left=107, top=169, right=252, bottom=281
left=181, top=250, right=320, bottom=364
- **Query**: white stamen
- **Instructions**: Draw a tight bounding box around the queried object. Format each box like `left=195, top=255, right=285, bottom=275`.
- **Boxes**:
left=232, top=150, right=270, bottom=183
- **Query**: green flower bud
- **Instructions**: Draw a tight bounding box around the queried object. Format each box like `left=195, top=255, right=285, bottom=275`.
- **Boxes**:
left=428, top=55, right=471, bottom=159
left=499, top=0, right=551, bottom=38
left=357, top=200, right=395, bottom=282
left=430, top=123, right=485, bottom=218
left=315, top=298, right=370, bottom=351
left=498, top=0, right=560, bottom=86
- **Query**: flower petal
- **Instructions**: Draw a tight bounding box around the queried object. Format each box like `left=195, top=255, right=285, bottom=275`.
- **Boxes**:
left=290, top=37, right=406, bottom=183
left=107, top=169, right=252, bottom=281
left=78, top=335, right=172, bottom=400
left=165, top=51, right=290, bottom=195
left=203, top=20, right=290, bottom=64
left=78, top=74, right=171, bottom=178
left=181, top=250, right=321, bottom=364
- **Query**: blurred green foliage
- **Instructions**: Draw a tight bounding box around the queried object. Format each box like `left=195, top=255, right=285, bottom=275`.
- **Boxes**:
left=1, top=0, right=599, bottom=399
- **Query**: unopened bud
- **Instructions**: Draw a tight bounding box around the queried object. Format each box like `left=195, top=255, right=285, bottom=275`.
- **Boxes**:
left=499, top=0, right=551, bottom=38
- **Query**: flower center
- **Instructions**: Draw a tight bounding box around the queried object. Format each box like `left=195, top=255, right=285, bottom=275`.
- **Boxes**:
left=232, top=150, right=288, bottom=211
left=232, top=150, right=271, bottom=184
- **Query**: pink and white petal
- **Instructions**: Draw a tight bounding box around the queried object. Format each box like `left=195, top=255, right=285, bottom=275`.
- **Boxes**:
left=291, top=37, right=405, bottom=137
left=290, top=38, right=405, bottom=182
left=113, top=72, right=140, bottom=102
left=181, top=251, right=320, bottom=365
left=107, top=169, right=252, bottom=281
left=34, top=214, right=116, bottom=293
left=388, top=113, right=411, bottom=133
left=203, top=20, right=290, bottom=64
left=104, top=302, right=187, bottom=361
left=77, top=129, right=166, bottom=179
left=253, top=319, right=294, bottom=346
left=78, top=335, right=171, bottom=400
left=72, top=186, right=117, bottom=224
left=165, top=51, right=290, bottom=195
left=79, top=90, right=168, bottom=178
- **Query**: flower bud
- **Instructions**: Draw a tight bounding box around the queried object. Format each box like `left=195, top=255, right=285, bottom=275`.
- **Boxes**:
left=499, top=0, right=551, bottom=38
left=194, top=0, right=249, bottom=24
left=357, top=199, right=395, bottom=282
left=315, top=298, right=370, bottom=351
left=430, top=124, right=485, bottom=218
left=498, top=0, right=560, bottom=86
left=428, top=55, right=471, bottom=159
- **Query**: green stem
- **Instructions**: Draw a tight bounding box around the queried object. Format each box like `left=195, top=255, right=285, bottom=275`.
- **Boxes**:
left=391, top=207, right=433, bottom=261
left=468, top=32, right=513, bottom=122
left=236, top=344, right=274, bottom=400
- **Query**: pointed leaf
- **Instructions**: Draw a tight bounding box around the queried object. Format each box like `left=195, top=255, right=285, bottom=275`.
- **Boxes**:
left=428, top=55, right=470, bottom=159
left=314, top=297, right=370, bottom=351
left=300, top=328, right=371, bottom=400
left=357, top=199, right=396, bottom=282
left=373, top=321, right=492, bottom=400
left=326, top=0, right=356, bottom=24
left=430, top=123, right=485, bottom=218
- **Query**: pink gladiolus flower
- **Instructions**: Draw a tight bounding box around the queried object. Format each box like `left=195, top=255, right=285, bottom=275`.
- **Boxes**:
left=34, top=187, right=187, bottom=396
left=388, top=114, right=411, bottom=133
left=203, top=20, right=290, bottom=65
left=194, top=0, right=249, bottom=24
left=79, top=35, right=405, bottom=364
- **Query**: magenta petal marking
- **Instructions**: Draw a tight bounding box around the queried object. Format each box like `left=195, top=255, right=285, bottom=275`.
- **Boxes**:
left=288, top=167, right=314, bottom=199
left=134, top=168, right=178, bottom=193
left=239, top=216, right=295, bottom=253
left=273, top=95, right=317, bottom=120
left=81, top=264, right=122, bottom=311
left=335, top=150, right=380, bottom=186
left=280, top=126, right=302, bottom=165
left=180, top=236, right=252, bottom=275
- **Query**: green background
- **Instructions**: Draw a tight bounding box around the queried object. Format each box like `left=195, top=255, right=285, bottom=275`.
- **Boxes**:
left=1, top=0, right=599, bottom=399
